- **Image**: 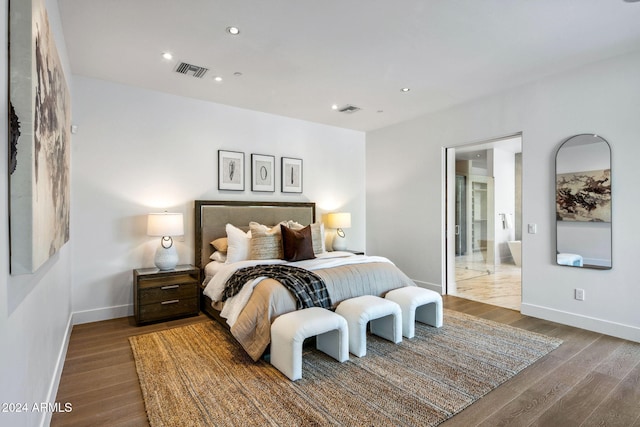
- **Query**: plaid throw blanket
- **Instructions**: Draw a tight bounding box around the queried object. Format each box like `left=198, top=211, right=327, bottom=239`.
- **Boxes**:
left=223, top=265, right=332, bottom=309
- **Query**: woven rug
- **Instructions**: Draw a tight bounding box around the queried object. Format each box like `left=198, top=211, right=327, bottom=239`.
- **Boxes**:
left=130, top=310, right=562, bottom=427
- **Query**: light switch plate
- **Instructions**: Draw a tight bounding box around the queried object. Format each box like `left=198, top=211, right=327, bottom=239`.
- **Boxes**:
left=528, top=224, right=537, bottom=234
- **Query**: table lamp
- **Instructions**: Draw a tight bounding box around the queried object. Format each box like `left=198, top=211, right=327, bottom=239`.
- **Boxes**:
left=327, top=212, right=351, bottom=251
left=147, top=212, right=184, bottom=270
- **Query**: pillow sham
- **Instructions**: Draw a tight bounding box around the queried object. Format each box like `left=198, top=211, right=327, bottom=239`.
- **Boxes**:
left=287, top=221, right=325, bottom=255
left=280, top=224, right=315, bottom=262
left=210, top=237, right=228, bottom=253
left=225, top=223, right=251, bottom=263
left=209, top=251, right=227, bottom=262
left=249, top=221, right=284, bottom=260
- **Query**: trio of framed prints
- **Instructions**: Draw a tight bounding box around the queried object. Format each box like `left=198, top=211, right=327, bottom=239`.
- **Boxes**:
left=218, top=150, right=303, bottom=193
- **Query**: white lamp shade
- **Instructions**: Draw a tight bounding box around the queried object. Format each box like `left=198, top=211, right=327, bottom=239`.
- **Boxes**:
left=147, top=213, right=184, bottom=237
left=326, top=212, right=351, bottom=229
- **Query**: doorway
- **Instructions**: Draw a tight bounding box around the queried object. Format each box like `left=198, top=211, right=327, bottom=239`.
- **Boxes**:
left=445, top=135, right=522, bottom=311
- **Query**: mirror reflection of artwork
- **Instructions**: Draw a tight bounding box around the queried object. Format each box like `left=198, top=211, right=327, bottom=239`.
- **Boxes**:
left=281, top=157, right=303, bottom=193
left=218, top=150, right=244, bottom=191
left=556, top=169, right=611, bottom=222
left=555, top=134, right=612, bottom=269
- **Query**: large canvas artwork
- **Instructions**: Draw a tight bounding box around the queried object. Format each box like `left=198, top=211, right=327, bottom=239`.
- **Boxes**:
left=556, top=169, right=611, bottom=222
left=9, top=0, right=71, bottom=274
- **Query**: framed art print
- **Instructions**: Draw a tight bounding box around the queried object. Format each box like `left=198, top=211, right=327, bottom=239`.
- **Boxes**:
left=218, top=150, right=244, bottom=191
left=251, top=154, right=275, bottom=192
left=281, top=157, right=303, bottom=193
left=9, top=0, right=71, bottom=274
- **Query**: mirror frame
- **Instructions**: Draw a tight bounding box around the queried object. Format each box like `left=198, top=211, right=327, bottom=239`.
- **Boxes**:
left=555, top=133, right=612, bottom=270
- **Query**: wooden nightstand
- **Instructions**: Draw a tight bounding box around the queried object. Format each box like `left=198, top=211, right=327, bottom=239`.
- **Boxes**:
left=344, top=249, right=365, bottom=255
left=133, top=264, right=200, bottom=325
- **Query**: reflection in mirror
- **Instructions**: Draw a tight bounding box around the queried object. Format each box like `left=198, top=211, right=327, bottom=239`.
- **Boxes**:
left=556, top=134, right=611, bottom=269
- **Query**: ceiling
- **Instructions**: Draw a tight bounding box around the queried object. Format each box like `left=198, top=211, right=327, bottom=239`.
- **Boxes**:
left=58, top=0, right=640, bottom=132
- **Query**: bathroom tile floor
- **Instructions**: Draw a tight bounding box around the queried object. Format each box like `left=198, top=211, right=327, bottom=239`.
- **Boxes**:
left=451, top=254, right=522, bottom=311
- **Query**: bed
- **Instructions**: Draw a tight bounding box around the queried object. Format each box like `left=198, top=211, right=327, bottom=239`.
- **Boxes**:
left=194, top=200, right=416, bottom=361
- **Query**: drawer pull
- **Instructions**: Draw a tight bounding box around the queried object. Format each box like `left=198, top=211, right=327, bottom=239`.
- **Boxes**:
left=161, top=285, right=180, bottom=290
left=161, top=300, right=180, bottom=305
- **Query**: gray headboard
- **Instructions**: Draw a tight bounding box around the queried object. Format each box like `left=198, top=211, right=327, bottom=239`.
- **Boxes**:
left=194, top=200, right=316, bottom=270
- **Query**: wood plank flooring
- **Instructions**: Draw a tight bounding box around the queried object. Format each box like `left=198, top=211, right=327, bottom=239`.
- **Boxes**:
left=52, top=297, right=640, bottom=427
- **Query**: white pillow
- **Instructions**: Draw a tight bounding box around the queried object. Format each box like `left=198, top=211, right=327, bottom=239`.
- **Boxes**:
left=209, top=251, right=227, bottom=262
left=225, top=223, right=251, bottom=263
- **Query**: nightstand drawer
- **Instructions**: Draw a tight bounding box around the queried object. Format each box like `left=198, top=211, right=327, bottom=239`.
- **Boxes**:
left=139, top=282, right=198, bottom=304
left=138, top=297, right=199, bottom=323
left=137, top=273, right=197, bottom=289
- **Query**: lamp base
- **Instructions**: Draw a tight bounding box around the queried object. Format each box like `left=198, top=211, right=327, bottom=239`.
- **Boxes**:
left=332, top=233, right=348, bottom=251
left=154, top=242, right=178, bottom=270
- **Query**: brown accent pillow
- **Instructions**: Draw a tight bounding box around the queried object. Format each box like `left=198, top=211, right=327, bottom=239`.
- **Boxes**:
left=210, top=237, right=228, bottom=253
left=280, top=224, right=316, bottom=261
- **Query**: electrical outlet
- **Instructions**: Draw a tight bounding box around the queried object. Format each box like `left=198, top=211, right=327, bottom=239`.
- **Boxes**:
left=575, top=288, right=585, bottom=301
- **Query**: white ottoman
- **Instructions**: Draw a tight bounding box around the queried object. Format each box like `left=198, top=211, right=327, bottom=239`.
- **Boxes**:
left=270, top=307, right=348, bottom=381
left=385, top=287, right=443, bottom=338
left=335, top=295, right=402, bottom=357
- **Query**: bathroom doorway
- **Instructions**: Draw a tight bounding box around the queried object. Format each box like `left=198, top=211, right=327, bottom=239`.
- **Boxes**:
left=445, top=134, right=522, bottom=311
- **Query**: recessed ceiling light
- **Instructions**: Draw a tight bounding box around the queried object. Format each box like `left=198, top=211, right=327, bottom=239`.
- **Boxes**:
left=214, top=76, right=223, bottom=82
left=226, top=26, right=240, bottom=35
left=401, top=87, right=410, bottom=92
left=623, top=0, right=640, bottom=3
left=162, top=52, right=173, bottom=60
left=233, top=71, right=243, bottom=77
left=331, top=104, right=338, bottom=110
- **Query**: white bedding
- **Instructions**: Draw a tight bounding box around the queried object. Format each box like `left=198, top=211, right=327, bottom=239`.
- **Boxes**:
left=203, top=252, right=394, bottom=327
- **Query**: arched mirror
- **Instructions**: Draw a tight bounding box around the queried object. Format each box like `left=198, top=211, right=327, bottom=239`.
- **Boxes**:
left=556, top=134, right=611, bottom=269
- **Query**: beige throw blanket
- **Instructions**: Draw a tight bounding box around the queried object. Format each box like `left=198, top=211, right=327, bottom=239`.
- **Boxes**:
left=229, top=261, right=416, bottom=360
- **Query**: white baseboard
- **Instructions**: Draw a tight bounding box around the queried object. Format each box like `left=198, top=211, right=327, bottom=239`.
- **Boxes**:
left=413, top=279, right=444, bottom=294
left=40, top=313, right=73, bottom=427
left=72, top=304, right=133, bottom=325
left=521, top=303, right=640, bottom=343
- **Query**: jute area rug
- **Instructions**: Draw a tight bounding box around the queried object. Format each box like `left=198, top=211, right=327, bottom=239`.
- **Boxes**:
left=129, top=310, right=562, bottom=427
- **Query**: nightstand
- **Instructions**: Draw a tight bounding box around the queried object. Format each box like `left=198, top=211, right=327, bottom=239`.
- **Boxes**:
left=133, top=264, right=200, bottom=325
left=344, top=250, right=365, bottom=255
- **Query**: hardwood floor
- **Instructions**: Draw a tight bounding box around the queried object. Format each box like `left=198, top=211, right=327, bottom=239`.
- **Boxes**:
left=52, top=297, right=640, bottom=427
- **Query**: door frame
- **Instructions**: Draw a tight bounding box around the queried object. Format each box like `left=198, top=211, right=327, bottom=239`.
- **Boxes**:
left=442, top=133, right=522, bottom=296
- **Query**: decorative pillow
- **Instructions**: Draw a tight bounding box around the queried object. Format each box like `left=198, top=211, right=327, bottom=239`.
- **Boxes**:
left=210, top=237, right=228, bottom=253
left=287, top=221, right=325, bottom=255
left=225, top=224, right=251, bottom=263
left=209, top=251, right=227, bottom=262
left=249, top=222, right=284, bottom=260
left=280, top=224, right=316, bottom=262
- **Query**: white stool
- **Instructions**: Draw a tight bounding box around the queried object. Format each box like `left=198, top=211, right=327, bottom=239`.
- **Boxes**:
left=270, top=307, right=348, bottom=381
left=335, top=295, right=402, bottom=357
left=385, top=287, right=443, bottom=338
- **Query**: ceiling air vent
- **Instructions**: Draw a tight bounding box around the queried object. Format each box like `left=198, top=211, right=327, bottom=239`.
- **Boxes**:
left=175, top=62, right=209, bottom=78
left=338, top=105, right=361, bottom=114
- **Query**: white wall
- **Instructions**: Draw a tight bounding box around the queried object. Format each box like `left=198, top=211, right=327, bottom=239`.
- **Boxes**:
left=367, top=50, right=640, bottom=342
left=0, top=1, right=74, bottom=426
left=70, top=76, right=365, bottom=321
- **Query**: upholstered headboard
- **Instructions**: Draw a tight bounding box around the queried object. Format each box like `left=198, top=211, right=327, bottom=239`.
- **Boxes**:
left=194, top=200, right=316, bottom=270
